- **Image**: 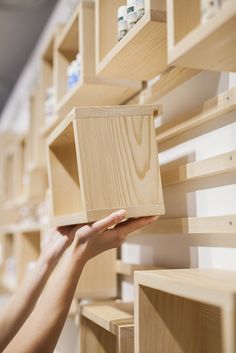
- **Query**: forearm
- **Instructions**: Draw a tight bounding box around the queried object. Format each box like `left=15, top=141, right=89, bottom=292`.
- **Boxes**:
left=3, top=248, right=86, bottom=353
left=0, top=254, right=59, bottom=352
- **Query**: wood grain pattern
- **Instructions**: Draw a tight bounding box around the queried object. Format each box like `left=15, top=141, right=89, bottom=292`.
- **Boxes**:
left=135, top=269, right=236, bottom=353
left=168, top=0, right=236, bottom=72
left=116, top=260, right=162, bottom=276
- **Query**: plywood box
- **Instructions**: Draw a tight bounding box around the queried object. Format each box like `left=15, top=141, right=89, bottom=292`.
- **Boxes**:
left=79, top=302, right=134, bottom=353
left=135, top=269, right=236, bottom=353
left=47, top=105, right=165, bottom=226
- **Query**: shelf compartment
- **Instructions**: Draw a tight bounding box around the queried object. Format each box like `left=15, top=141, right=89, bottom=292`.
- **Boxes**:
left=134, top=269, right=236, bottom=353
left=167, top=0, right=236, bottom=72
left=156, top=87, right=236, bottom=143
left=47, top=105, right=164, bottom=227
left=140, top=66, right=199, bottom=104
left=162, top=150, right=236, bottom=186
left=116, top=260, right=162, bottom=276
left=96, top=0, right=167, bottom=81
left=80, top=301, right=134, bottom=353
left=55, top=1, right=141, bottom=125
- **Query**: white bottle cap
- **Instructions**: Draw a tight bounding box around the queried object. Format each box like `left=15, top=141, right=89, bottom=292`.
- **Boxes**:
left=118, top=5, right=127, bottom=20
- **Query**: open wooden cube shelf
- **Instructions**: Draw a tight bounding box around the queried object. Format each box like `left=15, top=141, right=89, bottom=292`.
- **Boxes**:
left=135, top=269, right=236, bottom=353
left=47, top=105, right=164, bottom=227
left=55, top=1, right=141, bottom=122
left=80, top=302, right=134, bottom=353
left=167, top=0, right=236, bottom=72
left=96, top=0, right=167, bottom=81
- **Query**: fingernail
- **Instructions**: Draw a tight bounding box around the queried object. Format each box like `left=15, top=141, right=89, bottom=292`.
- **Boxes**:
left=116, top=209, right=127, bottom=217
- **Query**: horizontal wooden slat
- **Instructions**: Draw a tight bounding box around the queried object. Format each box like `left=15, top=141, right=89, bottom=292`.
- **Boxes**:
left=162, top=150, right=236, bottom=186
left=116, top=260, right=162, bottom=276
left=156, top=87, right=236, bottom=143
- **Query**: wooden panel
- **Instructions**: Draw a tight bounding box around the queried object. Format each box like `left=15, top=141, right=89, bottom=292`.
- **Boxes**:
left=116, top=260, right=162, bottom=276
left=168, top=0, right=236, bottom=72
left=162, top=150, right=236, bottom=186
left=156, top=87, right=236, bottom=143
left=117, top=325, right=134, bottom=353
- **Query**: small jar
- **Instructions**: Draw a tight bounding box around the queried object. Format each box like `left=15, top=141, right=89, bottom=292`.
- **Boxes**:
left=201, top=0, right=221, bottom=24
left=117, top=6, right=127, bottom=40
left=136, top=0, right=145, bottom=20
left=127, top=0, right=137, bottom=31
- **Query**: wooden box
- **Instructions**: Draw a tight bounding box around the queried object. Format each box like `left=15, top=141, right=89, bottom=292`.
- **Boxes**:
left=134, top=269, right=236, bottom=353
left=79, top=302, right=134, bottom=353
left=95, top=0, right=167, bottom=81
left=167, top=0, right=236, bottom=72
left=47, top=105, right=164, bottom=226
left=55, top=1, right=141, bottom=122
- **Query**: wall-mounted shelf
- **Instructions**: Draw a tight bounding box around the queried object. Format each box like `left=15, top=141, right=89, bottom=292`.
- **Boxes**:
left=135, top=269, right=236, bottom=353
left=96, top=0, right=167, bottom=81
left=167, top=0, right=236, bottom=72
left=140, top=67, right=199, bottom=104
left=156, top=87, right=236, bottom=143
left=162, top=150, right=236, bottom=186
left=47, top=105, right=164, bottom=226
left=75, top=249, right=117, bottom=299
left=116, top=260, right=162, bottom=276
left=80, top=301, right=134, bottom=353
left=140, top=215, right=236, bottom=234
left=55, top=2, right=141, bottom=124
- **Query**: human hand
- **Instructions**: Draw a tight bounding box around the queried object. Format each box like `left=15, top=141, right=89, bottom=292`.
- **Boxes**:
left=58, top=210, right=158, bottom=264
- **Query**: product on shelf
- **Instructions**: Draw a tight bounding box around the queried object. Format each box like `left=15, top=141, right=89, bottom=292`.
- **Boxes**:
left=117, top=5, right=127, bottom=41
left=127, top=0, right=137, bottom=30
left=201, top=0, right=221, bottom=24
left=137, top=0, right=145, bottom=20
left=117, top=0, right=145, bottom=41
left=44, top=86, right=56, bottom=121
left=67, top=53, right=81, bottom=91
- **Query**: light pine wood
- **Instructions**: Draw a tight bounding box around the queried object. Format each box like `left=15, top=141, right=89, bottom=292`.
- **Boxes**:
left=156, top=87, right=236, bottom=143
left=47, top=105, right=164, bottom=226
left=134, top=269, right=236, bottom=353
left=55, top=1, right=141, bottom=125
left=116, top=260, right=162, bottom=276
left=140, top=66, right=199, bottom=104
left=96, top=0, right=167, bottom=80
left=79, top=302, right=134, bottom=353
left=167, top=0, right=236, bottom=72
left=162, top=150, right=236, bottom=186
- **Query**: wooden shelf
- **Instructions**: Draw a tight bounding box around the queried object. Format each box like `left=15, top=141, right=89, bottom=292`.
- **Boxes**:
left=55, top=2, right=141, bottom=125
left=136, top=215, right=236, bottom=234
left=140, top=67, right=199, bottom=104
left=75, top=249, right=117, bottom=299
left=134, top=269, right=236, bottom=353
left=80, top=301, right=134, bottom=353
left=162, top=150, right=236, bottom=186
left=167, top=0, right=236, bottom=72
left=96, top=0, right=167, bottom=81
left=156, top=87, right=236, bottom=143
left=47, top=105, right=164, bottom=226
left=116, top=260, right=162, bottom=276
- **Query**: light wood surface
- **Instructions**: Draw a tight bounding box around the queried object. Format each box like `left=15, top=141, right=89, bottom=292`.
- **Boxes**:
left=140, top=66, right=199, bottom=104
left=116, top=260, right=162, bottom=276
left=156, top=87, right=236, bottom=143
left=47, top=105, right=165, bottom=226
left=135, top=269, right=236, bottom=353
left=162, top=150, right=236, bottom=186
left=96, top=0, right=167, bottom=80
left=80, top=302, right=134, bottom=353
left=167, top=0, right=236, bottom=72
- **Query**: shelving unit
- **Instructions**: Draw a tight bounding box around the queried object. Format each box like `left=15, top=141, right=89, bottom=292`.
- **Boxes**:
left=80, top=302, right=134, bottom=353
left=96, top=0, right=167, bottom=81
left=156, top=87, right=236, bottom=143
left=134, top=269, right=236, bottom=353
left=162, top=150, right=236, bottom=186
left=167, top=0, right=236, bottom=72
left=140, top=67, right=199, bottom=104
left=55, top=2, right=142, bottom=124
left=47, top=105, right=164, bottom=226
left=75, top=249, right=117, bottom=298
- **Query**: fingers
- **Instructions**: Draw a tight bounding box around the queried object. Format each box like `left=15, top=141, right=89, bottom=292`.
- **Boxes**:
left=114, top=215, right=158, bottom=236
left=91, top=210, right=127, bottom=233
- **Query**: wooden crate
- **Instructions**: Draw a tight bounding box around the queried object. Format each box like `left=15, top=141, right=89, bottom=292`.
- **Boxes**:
left=47, top=105, right=165, bottom=226
left=96, top=0, right=167, bottom=81
left=135, top=269, right=236, bottom=353
left=55, top=1, right=142, bottom=122
left=79, top=302, right=134, bottom=353
left=167, top=0, right=236, bottom=72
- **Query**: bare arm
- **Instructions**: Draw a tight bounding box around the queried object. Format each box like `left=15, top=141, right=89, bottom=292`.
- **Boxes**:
left=3, top=211, right=158, bottom=353
left=0, top=233, right=71, bottom=352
